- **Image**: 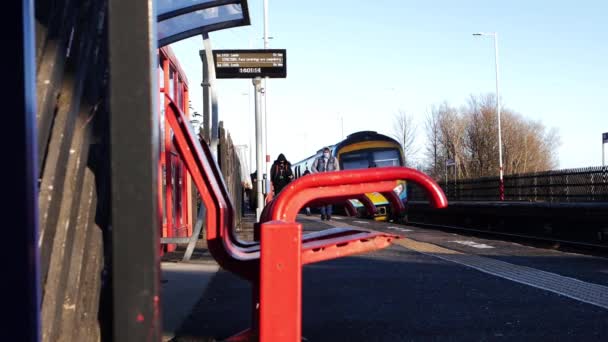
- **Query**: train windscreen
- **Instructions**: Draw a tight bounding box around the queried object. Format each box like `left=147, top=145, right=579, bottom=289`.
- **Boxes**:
left=340, top=148, right=401, bottom=170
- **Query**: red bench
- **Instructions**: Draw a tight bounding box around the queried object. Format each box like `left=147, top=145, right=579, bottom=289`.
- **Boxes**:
left=382, top=190, right=407, bottom=221
left=164, top=95, right=448, bottom=341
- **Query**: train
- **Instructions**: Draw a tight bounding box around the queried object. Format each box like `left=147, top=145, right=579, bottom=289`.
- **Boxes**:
left=292, top=131, right=408, bottom=221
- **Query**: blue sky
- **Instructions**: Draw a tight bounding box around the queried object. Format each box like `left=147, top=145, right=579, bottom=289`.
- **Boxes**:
left=171, top=0, right=608, bottom=171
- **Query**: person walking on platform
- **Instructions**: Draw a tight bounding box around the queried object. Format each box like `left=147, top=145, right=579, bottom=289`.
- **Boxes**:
left=270, top=153, right=294, bottom=196
left=302, top=167, right=312, bottom=216
left=249, top=171, right=258, bottom=211
left=311, top=147, right=339, bottom=220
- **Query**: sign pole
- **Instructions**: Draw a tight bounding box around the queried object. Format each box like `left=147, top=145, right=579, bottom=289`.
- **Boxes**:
left=212, top=49, right=287, bottom=220
left=254, top=77, right=264, bottom=220
left=603, top=132, right=608, bottom=167
left=444, top=159, right=448, bottom=187
left=202, top=33, right=219, bottom=159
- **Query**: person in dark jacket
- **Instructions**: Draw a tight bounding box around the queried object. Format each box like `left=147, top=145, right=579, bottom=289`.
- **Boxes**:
left=249, top=171, right=258, bottom=210
left=270, top=153, right=294, bottom=195
left=302, top=167, right=312, bottom=215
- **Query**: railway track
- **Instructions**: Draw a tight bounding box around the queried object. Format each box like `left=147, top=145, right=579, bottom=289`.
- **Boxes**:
left=407, top=220, right=608, bottom=256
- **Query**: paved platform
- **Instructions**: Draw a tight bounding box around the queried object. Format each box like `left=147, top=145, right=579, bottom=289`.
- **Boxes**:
left=163, top=212, right=608, bottom=341
left=160, top=212, right=256, bottom=341
left=162, top=262, right=219, bottom=341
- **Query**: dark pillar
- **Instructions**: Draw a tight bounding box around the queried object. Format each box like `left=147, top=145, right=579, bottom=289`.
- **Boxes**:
left=108, top=0, right=160, bottom=340
left=3, top=1, right=40, bottom=341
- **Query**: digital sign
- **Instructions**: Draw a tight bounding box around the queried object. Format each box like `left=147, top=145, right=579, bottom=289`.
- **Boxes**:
left=213, top=49, right=287, bottom=79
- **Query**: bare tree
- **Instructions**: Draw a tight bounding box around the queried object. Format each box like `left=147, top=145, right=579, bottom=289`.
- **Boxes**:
left=424, top=106, right=442, bottom=177
left=392, top=110, right=417, bottom=167
left=423, top=103, right=467, bottom=180
left=438, top=104, right=467, bottom=179
left=424, top=93, right=560, bottom=180
left=501, top=113, right=560, bottom=173
left=464, top=94, right=499, bottom=177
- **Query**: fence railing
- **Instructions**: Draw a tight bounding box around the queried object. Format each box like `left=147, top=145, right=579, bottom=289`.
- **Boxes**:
left=217, top=122, right=244, bottom=228
left=409, top=166, right=608, bottom=202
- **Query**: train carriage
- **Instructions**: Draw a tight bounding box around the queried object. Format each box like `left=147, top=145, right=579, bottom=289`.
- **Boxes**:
left=292, top=131, right=408, bottom=221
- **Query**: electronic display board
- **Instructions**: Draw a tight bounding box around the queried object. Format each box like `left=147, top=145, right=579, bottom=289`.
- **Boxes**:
left=213, top=49, right=286, bottom=78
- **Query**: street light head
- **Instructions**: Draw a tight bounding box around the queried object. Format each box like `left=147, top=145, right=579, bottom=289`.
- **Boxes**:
left=473, top=32, right=497, bottom=37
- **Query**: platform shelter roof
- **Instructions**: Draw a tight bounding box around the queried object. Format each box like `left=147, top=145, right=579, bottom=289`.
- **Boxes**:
left=157, top=0, right=250, bottom=47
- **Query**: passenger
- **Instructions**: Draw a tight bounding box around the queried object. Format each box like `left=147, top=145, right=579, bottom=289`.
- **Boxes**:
left=311, top=147, right=340, bottom=220
left=250, top=171, right=258, bottom=210
left=302, top=167, right=312, bottom=216
left=242, top=180, right=252, bottom=213
left=270, top=153, right=294, bottom=195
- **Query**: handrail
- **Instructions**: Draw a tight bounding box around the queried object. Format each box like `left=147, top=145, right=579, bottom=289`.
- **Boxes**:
left=164, top=94, right=259, bottom=269
left=381, top=190, right=406, bottom=216
left=265, top=168, right=447, bottom=222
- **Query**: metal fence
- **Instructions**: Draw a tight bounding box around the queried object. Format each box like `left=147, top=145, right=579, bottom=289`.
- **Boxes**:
left=217, top=122, right=244, bottom=228
left=410, top=166, right=608, bottom=202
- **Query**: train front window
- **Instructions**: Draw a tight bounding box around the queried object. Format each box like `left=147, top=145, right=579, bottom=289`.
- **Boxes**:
left=340, top=151, right=371, bottom=170
left=340, top=149, right=402, bottom=170
left=342, top=158, right=370, bottom=170
left=372, top=150, right=400, bottom=167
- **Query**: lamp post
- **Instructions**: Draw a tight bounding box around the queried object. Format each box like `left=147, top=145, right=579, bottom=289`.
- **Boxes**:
left=263, top=0, right=271, bottom=194
left=473, top=32, right=504, bottom=200
left=241, top=91, right=254, bottom=170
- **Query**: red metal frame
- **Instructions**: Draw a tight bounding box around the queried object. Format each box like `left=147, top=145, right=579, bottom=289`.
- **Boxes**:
left=259, top=169, right=446, bottom=223
left=259, top=221, right=302, bottom=341
left=163, top=95, right=448, bottom=341
left=381, top=190, right=406, bottom=219
left=158, top=46, right=192, bottom=252
left=344, top=200, right=357, bottom=216
left=357, top=194, right=377, bottom=217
